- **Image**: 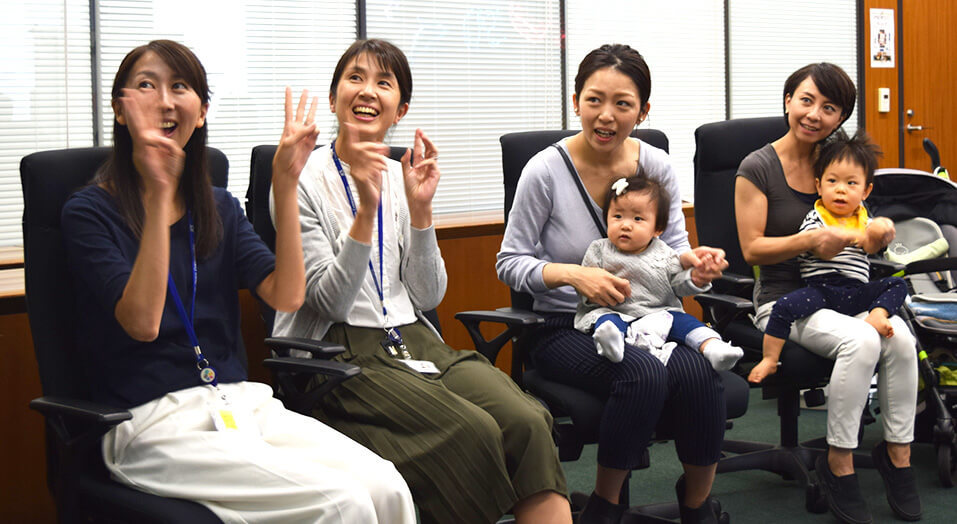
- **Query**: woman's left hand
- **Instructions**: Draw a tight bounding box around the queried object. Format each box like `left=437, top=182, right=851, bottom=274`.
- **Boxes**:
left=402, top=129, right=440, bottom=227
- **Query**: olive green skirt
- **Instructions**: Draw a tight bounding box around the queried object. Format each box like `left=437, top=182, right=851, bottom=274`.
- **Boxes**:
left=314, top=321, right=567, bottom=524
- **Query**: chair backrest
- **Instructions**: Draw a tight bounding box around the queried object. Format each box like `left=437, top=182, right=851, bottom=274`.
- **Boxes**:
left=20, top=146, right=228, bottom=399
left=499, top=128, right=669, bottom=310
left=693, top=116, right=788, bottom=277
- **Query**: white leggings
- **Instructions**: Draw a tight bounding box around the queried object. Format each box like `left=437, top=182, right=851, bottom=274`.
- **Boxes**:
left=754, top=303, right=918, bottom=449
left=102, top=382, right=415, bottom=524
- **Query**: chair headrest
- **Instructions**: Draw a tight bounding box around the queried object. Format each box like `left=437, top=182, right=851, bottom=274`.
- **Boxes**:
left=694, top=117, right=788, bottom=174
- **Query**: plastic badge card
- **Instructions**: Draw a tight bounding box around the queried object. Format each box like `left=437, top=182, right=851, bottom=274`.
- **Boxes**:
left=399, top=359, right=441, bottom=374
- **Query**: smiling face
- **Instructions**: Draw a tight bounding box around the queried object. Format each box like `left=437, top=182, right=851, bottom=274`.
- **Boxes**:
left=815, top=158, right=873, bottom=218
left=113, top=51, right=207, bottom=149
left=606, top=190, right=662, bottom=254
left=573, top=67, right=649, bottom=154
left=784, top=76, right=843, bottom=145
left=330, top=52, right=409, bottom=142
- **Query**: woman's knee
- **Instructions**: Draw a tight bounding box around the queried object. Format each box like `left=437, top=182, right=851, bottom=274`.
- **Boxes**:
left=362, top=461, right=414, bottom=517
left=834, top=319, right=883, bottom=368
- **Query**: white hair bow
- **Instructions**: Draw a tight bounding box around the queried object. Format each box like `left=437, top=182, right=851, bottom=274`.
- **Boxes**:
left=611, top=178, right=628, bottom=196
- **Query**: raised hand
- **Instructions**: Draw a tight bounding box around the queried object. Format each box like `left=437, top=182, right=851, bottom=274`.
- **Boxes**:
left=401, top=129, right=441, bottom=227
left=116, top=88, right=184, bottom=196
left=338, top=121, right=390, bottom=215
left=273, top=87, right=319, bottom=189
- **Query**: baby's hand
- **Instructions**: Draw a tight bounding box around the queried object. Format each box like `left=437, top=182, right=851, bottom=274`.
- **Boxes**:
left=748, top=358, right=779, bottom=384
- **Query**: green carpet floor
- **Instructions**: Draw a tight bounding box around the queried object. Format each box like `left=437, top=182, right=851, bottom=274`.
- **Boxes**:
left=561, top=388, right=955, bottom=523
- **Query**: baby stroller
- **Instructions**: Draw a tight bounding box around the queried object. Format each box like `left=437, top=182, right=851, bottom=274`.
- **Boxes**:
left=868, top=166, right=957, bottom=487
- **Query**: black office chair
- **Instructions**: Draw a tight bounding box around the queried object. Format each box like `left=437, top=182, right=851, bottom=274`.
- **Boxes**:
left=692, top=116, right=881, bottom=513
left=245, top=143, right=442, bottom=339
left=456, top=129, right=749, bottom=523
left=21, top=146, right=357, bottom=522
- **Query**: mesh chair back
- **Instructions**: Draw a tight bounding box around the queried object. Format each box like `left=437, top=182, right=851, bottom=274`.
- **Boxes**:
left=498, top=129, right=669, bottom=310
left=693, top=116, right=788, bottom=277
left=20, top=147, right=228, bottom=399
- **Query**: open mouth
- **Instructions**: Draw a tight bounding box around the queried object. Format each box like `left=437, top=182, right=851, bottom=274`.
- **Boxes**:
left=595, top=128, right=615, bottom=140
left=160, top=121, right=177, bottom=137
left=353, top=106, right=379, bottom=120
left=800, top=123, right=819, bottom=133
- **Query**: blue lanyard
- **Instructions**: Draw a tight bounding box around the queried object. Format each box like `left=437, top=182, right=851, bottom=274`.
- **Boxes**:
left=166, top=211, right=218, bottom=386
left=330, top=142, right=407, bottom=351
left=331, top=141, right=387, bottom=318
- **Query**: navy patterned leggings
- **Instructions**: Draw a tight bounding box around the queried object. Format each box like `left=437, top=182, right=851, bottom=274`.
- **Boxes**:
left=530, top=314, right=726, bottom=469
left=765, top=275, right=908, bottom=340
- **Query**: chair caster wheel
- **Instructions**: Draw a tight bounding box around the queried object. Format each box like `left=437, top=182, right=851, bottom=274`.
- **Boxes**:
left=937, top=442, right=956, bottom=488
left=805, top=483, right=827, bottom=513
left=717, top=511, right=730, bottom=524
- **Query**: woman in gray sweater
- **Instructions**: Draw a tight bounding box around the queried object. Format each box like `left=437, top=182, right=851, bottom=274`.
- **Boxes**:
left=272, top=39, right=570, bottom=524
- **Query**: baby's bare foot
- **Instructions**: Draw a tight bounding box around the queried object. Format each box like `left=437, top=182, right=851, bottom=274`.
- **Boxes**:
left=865, top=311, right=894, bottom=337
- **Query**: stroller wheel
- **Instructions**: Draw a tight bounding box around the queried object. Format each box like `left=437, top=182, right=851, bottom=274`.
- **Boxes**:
left=938, top=442, right=956, bottom=488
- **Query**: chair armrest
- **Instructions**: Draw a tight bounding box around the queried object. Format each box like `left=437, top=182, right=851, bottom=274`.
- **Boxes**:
left=870, top=258, right=905, bottom=278
left=30, top=396, right=132, bottom=426
left=455, top=308, right=545, bottom=384
left=904, top=256, right=957, bottom=275
left=265, top=337, right=347, bottom=358
left=693, top=293, right=753, bottom=311
left=262, top=357, right=360, bottom=378
left=711, top=272, right=755, bottom=297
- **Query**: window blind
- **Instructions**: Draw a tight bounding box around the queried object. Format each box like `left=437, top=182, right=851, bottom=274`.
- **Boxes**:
left=96, top=0, right=357, bottom=200
left=366, top=0, right=562, bottom=219
left=0, top=0, right=93, bottom=245
left=564, top=0, right=727, bottom=203
left=728, top=0, right=859, bottom=135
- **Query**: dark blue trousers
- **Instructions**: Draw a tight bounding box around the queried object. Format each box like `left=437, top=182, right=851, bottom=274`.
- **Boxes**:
left=531, top=314, right=726, bottom=469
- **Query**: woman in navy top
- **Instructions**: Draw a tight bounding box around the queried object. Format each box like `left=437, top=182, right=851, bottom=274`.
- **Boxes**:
left=61, top=39, right=414, bottom=523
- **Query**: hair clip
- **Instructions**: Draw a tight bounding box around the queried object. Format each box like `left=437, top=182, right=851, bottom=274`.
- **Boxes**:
left=611, top=178, right=628, bottom=196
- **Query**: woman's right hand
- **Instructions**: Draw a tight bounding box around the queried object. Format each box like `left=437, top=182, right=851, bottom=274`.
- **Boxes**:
left=272, top=87, right=319, bottom=189
left=116, top=88, right=184, bottom=196
left=338, top=122, right=390, bottom=214
left=569, top=265, right=631, bottom=307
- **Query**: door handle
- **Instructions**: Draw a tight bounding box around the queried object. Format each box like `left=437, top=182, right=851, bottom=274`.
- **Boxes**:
left=906, top=124, right=924, bottom=132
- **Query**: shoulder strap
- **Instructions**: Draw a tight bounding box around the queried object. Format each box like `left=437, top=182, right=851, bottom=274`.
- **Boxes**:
left=551, top=143, right=607, bottom=238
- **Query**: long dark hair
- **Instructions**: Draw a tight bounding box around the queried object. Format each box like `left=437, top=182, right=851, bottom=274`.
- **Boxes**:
left=95, top=39, right=221, bottom=259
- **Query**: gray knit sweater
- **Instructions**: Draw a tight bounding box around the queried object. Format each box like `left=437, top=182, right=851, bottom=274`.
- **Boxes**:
left=573, top=237, right=709, bottom=332
left=271, top=144, right=447, bottom=340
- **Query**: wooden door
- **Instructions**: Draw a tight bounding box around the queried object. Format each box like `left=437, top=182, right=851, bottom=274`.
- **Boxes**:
left=902, top=0, right=957, bottom=176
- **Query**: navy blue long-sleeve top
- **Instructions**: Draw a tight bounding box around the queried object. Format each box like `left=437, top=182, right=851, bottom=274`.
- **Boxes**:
left=62, top=186, right=275, bottom=408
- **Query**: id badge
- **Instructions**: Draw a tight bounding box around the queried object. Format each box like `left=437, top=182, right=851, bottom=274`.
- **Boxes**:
left=398, top=359, right=441, bottom=374
left=208, top=396, right=260, bottom=435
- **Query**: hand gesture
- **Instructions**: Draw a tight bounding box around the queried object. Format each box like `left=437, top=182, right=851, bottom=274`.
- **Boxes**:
left=812, top=226, right=853, bottom=260
left=573, top=266, right=631, bottom=307
left=401, top=129, right=441, bottom=209
left=272, top=87, right=319, bottom=189
left=866, top=217, right=896, bottom=249
left=683, top=246, right=727, bottom=286
left=116, top=88, right=184, bottom=195
left=338, top=122, right=390, bottom=214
